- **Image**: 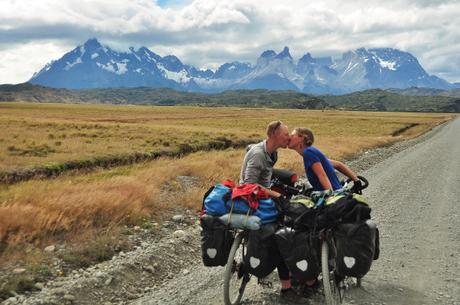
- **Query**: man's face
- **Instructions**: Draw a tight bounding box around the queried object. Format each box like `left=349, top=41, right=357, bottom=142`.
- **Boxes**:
left=274, top=124, right=291, bottom=149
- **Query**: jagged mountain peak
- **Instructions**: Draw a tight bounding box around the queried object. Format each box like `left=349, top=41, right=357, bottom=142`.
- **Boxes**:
left=83, top=38, right=102, bottom=50
left=260, top=50, right=276, bottom=58
left=29, top=39, right=453, bottom=93
left=299, top=53, right=314, bottom=63
left=276, top=46, right=292, bottom=59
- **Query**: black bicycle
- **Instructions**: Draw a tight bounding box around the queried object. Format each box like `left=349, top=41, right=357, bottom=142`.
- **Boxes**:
left=222, top=170, right=369, bottom=305
left=315, top=176, right=369, bottom=305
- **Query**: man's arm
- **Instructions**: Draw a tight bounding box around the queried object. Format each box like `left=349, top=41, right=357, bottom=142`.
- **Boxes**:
left=241, top=153, right=264, bottom=184
left=330, top=159, right=358, bottom=181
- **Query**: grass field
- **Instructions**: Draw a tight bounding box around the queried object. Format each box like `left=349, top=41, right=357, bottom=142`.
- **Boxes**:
left=0, top=102, right=453, bottom=172
left=0, top=102, right=455, bottom=274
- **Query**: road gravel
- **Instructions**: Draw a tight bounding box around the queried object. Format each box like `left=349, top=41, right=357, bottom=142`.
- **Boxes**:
left=133, top=119, right=460, bottom=305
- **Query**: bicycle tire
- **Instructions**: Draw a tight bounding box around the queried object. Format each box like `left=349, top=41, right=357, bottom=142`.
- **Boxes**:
left=223, top=233, right=249, bottom=305
left=321, top=240, right=341, bottom=305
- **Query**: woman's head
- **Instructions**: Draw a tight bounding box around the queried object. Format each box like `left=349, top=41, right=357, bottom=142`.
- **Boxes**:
left=289, top=127, right=314, bottom=149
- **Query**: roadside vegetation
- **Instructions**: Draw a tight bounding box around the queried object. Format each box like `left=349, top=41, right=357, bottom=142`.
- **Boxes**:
left=0, top=101, right=455, bottom=299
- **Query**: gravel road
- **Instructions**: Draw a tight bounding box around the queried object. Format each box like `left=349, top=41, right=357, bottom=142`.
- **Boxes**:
left=132, top=118, right=460, bottom=305
left=5, top=119, right=459, bottom=305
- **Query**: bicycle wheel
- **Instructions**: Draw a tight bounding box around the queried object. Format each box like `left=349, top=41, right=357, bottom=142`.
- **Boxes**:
left=223, top=233, right=250, bottom=305
left=321, top=240, right=342, bottom=305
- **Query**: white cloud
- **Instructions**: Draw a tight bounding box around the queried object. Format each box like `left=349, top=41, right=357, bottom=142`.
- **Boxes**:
left=0, top=41, right=69, bottom=84
left=1, top=0, right=459, bottom=83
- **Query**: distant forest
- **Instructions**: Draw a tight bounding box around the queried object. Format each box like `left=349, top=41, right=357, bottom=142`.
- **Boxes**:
left=1, top=83, right=459, bottom=112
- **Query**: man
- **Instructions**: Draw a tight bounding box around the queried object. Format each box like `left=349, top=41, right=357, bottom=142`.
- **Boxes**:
left=240, top=120, right=290, bottom=188
left=240, top=120, right=307, bottom=303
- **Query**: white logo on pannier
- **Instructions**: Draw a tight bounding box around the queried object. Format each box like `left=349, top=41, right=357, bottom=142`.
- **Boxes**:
left=207, top=248, right=217, bottom=259
left=296, top=260, right=308, bottom=271
left=250, top=257, right=260, bottom=268
left=344, top=256, right=356, bottom=268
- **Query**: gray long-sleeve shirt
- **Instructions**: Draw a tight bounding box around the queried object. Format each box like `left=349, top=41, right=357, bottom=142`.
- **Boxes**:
left=239, top=140, right=278, bottom=188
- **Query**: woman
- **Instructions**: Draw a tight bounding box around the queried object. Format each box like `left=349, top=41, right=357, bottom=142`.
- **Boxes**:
left=288, top=127, right=360, bottom=191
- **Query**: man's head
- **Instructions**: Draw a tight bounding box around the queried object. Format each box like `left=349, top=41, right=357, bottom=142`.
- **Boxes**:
left=266, top=120, right=290, bottom=149
left=288, top=127, right=314, bottom=150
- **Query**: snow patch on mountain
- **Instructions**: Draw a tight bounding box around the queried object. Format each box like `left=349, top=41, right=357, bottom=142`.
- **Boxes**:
left=158, top=65, right=190, bottom=83
left=64, top=58, right=82, bottom=71
left=96, top=62, right=116, bottom=73
left=29, top=39, right=453, bottom=92
left=116, top=63, right=127, bottom=75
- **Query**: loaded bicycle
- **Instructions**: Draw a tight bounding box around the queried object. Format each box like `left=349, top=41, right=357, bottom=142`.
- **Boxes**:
left=221, top=169, right=374, bottom=305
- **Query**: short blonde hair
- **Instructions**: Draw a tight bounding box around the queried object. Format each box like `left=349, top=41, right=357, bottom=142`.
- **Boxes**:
left=266, top=120, right=282, bottom=137
left=293, top=127, right=314, bottom=147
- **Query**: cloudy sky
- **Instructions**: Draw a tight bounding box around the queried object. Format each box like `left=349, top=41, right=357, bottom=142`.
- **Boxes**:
left=1, top=0, right=459, bottom=84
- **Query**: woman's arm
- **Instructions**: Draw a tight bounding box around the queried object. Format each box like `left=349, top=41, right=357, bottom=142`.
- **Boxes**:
left=311, top=162, right=333, bottom=190
left=330, top=159, right=358, bottom=181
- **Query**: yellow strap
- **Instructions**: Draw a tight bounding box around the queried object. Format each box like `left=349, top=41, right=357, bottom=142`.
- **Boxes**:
left=325, top=195, right=344, bottom=206
left=352, top=194, right=369, bottom=206
left=290, top=198, right=315, bottom=209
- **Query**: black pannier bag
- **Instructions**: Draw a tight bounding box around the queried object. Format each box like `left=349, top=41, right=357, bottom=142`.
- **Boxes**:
left=200, top=214, right=234, bottom=267
left=244, top=223, right=280, bottom=278
left=374, top=226, right=380, bottom=260
left=334, top=220, right=377, bottom=278
left=317, top=193, right=371, bottom=229
left=275, top=227, right=320, bottom=283
left=283, top=195, right=317, bottom=230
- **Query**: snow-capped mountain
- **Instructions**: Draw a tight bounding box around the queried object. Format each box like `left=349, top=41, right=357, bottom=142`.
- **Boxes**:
left=29, top=39, right=453, bottom=93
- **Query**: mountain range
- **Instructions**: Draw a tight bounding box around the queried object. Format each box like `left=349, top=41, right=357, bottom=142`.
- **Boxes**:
left=29, top=38, right=454, bottom=94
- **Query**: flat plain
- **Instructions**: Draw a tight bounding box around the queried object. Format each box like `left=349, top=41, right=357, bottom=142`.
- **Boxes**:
left=0, top=102, right=454, bottom=270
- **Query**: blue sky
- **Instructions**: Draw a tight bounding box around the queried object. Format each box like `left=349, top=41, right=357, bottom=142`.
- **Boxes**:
left=156, top=0, right=192, bottom=8
left=0, top=0, right=459, bottom=84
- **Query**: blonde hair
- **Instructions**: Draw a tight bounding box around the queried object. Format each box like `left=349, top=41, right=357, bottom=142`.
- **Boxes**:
left=266, top=120, right=283, bottom=137
left=293, top=127, right=314, bottom=147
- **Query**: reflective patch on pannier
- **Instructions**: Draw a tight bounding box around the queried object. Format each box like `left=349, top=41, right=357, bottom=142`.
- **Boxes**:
left=275, top=227, right=320, bottom=282
left=334, top=220, right=377, bottom=278
left=244, top=223, right=279, bottom=278
left=200, top=214, right=234, bottom=267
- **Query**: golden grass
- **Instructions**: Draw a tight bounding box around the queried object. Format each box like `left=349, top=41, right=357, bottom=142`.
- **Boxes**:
left=0, top=102, right=456, bottom=264
left=0, top=102, right=453, bottom=172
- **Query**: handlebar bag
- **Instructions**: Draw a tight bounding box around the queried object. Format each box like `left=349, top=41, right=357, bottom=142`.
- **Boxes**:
left=275, top=227, right=320, bottom=282
left=243, top=223, right=280, bottom=278
left=334, top=220, right=376, bottom=278
left=317, top=193, right=371, bottom=229
left=284, top=196, right=317, bottom=229
left=200, top=214, right=234, bottom=267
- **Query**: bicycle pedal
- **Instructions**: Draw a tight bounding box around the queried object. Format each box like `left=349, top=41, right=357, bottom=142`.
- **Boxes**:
left=257, top=278, right=273, bottom=288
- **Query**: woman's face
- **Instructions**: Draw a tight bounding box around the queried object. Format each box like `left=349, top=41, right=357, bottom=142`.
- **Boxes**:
left=288, top=131, right=303, bottom=149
